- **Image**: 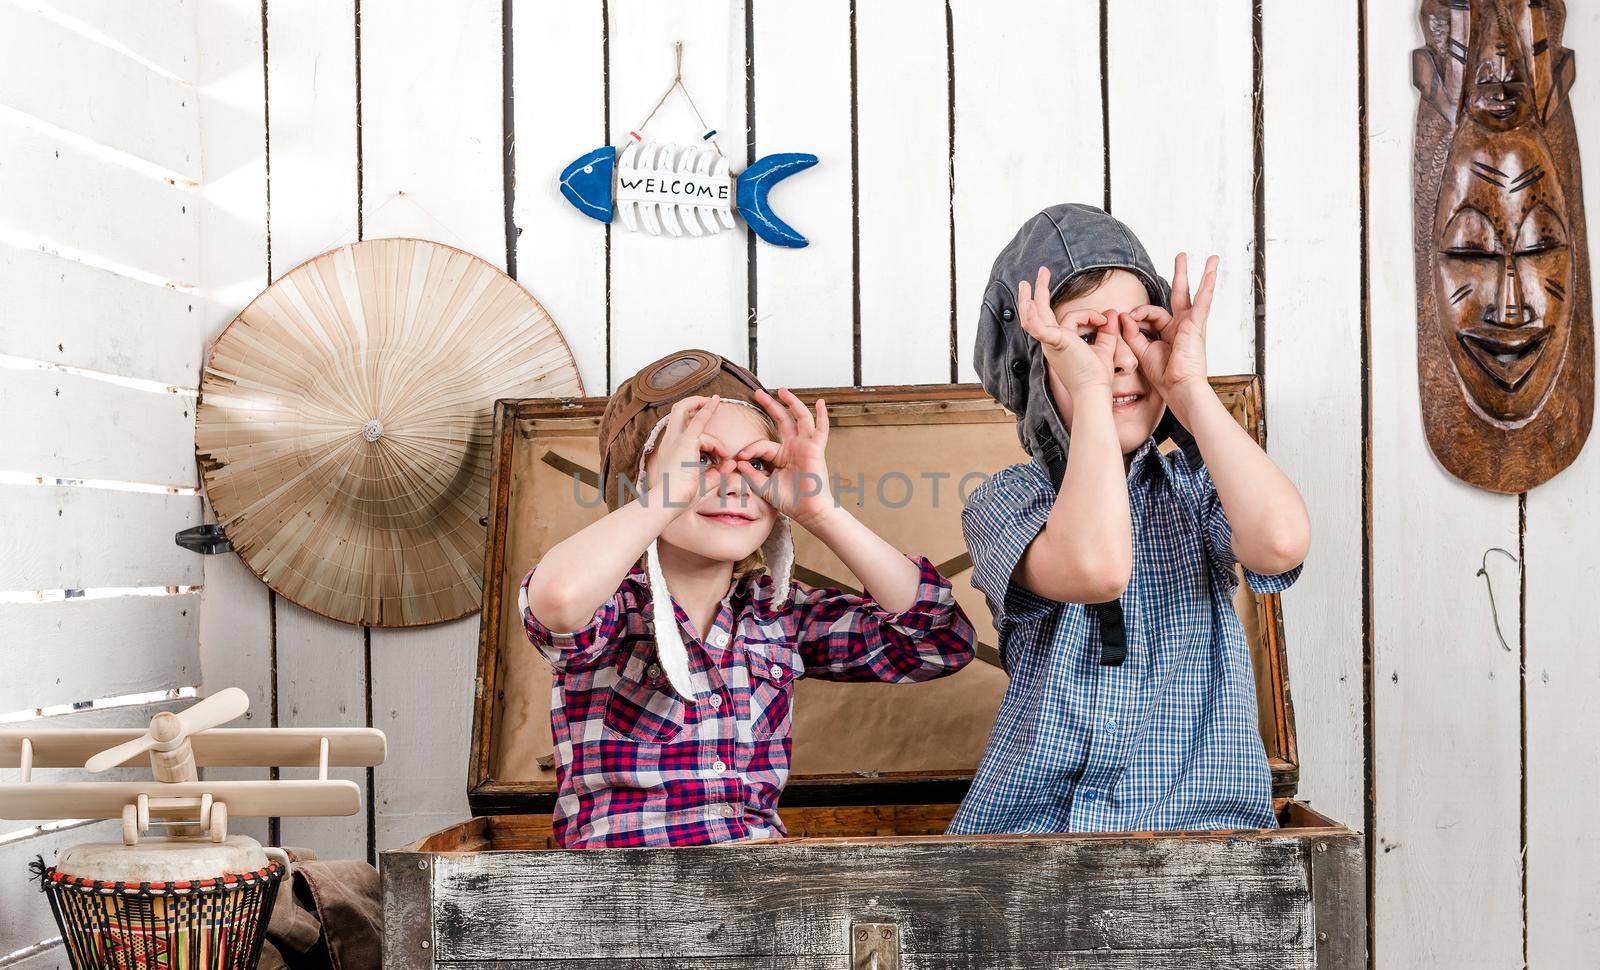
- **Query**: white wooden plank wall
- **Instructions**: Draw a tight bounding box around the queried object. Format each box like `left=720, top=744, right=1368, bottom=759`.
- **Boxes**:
left=358, top=0, right=505, bottom=855
left=1367, top=8, right=1525, bottom=970
left=855, top=0, right=950, bottom=385
left=1525, top=5, right=1600, bottom=965
left=950, top=0, right=1103, bottom=385
left=1260, top=1, right=1365, bottom=830
left=751, top=0, right=853, bottom=388
left=511, top=0, right=608, bottom=392
left=0, top=3, right=203, bottom=962
left=1106, top=0, right=1256, bottom=375
left=5, top=2, right=1600, bottom=967
left=192, top=0, right=274, bottom=865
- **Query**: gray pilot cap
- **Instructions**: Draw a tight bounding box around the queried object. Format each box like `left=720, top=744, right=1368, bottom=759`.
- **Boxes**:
left=972, top=202, right=1196, bottom=488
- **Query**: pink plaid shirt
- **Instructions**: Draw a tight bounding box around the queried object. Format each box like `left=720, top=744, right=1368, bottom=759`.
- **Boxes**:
left=520, top=555, right=975, bottom=848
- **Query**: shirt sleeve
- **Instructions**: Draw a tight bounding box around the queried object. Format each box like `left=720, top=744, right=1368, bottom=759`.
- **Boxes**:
left=518, top=563, right=628, bottom=672
left=961, top=461, right=1060, bottom=634
left=1194, top=465, right=1304, bottom=594
left=791, top=555, right=976, bottom=683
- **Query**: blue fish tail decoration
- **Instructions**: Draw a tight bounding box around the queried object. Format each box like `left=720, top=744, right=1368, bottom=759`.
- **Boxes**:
left=558, top=143, right=817, bottom=248
left=735, top=153, right=818, bottom=249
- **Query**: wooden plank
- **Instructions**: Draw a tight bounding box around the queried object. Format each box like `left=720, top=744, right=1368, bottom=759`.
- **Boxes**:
left=194, top=0, right=272, bottom=849
left=194, top=0, right=266, bottom=349
left=43, top=0, right=197, bottom=81
left=0, top=820, right=120, bottom=962
left=0, top=487, right=200, bottom=592
left=949, top=0, right=1103, bottom=384
left=275, top=603, right=369, bottom=860
left=263, top=0, right=371, bottom=865
left=1524, top=7, right=1600, bottom=963
left=1105, top=0, right=1254, bottom=375
left=750, top=0, right=853, bottom=388
left=1259, top=0, right=1363, bottom=825
left=359, top=0, right=504, bottom=853
left=0, top=243, right=201, bottom=388
left=264, top=0, right=358, bottom=270
left=0, top=594, right=199, bottom=713
left=369, top=619, right=478, bottom=852
left=0, top=1, right=198, bottom=179
left=1365, top=8, right=1524, bottom=968
left=1525, top=447, right=1600, bottom=965
left=0, top=369, right=197, bottom=487
left=605, top=0, right=749, bottom=376
left=193, top=552, right=272, bottom=848
left=0, top=114, right=197, bottom=285
left=425, top=836, right=1318, bottom=963
left=855, top=0, right=950, bottom=385
left=360, top=0, right=504, bottom=253
left=510, top=0, right=607, bottom=392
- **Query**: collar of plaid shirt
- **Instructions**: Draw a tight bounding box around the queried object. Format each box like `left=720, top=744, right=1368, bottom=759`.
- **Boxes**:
left=946, top=437, right=1301, bottom=836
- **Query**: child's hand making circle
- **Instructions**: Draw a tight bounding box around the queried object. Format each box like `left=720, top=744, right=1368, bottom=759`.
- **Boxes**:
left=735, top=388, right=836, bottom=529
left=1017, top=265, right=1120, bottom=393
left=648, top=394, right=728, bottom=509
left=1120, top=253, right=1219, bottom=406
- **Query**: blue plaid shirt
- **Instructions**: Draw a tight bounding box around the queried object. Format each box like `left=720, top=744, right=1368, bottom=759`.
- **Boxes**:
left=947, top=438, right=1302, bottom=834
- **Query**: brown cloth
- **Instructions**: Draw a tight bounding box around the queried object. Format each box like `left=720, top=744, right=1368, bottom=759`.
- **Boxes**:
left=257, top=850, right=381, bottom=970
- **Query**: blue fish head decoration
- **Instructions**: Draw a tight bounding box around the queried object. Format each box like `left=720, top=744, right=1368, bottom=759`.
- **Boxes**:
left=559, top=146, right=616, bottom=224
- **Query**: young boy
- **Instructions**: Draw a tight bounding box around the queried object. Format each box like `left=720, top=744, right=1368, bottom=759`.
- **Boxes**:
left=521, top=350, right=975, bottom=848
left=948, top=204, right=1311, bottom=834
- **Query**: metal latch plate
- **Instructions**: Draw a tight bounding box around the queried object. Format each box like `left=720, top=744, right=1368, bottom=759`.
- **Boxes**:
left=851, top=922, right=900, bottom=969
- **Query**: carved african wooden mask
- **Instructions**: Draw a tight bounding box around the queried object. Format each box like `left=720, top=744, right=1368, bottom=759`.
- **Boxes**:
left=1413, top=0, right=1593, bottom=491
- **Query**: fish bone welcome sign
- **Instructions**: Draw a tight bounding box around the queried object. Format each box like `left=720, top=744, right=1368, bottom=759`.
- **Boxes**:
left=560, top=141, right=818, bottom=248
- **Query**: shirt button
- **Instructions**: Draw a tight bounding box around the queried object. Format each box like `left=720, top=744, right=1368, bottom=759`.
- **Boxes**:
left=769, top=664, right=784, bottom=680
left=712, top=760, right=727, bottom=774
left=707, top=694, right=723, bottom=709
left=1104, top=720, right=1118, bottom=735
left=1081, top=788, right=1099, bottom=803
left=720, top=803, right=738, bottom=817
left=647, top=664, right=662, bottom=681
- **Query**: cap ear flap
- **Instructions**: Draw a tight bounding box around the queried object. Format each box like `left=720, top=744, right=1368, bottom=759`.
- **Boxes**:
left=977, top=279, right=1030, bottom=415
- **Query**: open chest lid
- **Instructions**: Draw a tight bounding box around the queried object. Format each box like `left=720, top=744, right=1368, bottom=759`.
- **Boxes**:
left=467, top=378, right=1299, bottom=815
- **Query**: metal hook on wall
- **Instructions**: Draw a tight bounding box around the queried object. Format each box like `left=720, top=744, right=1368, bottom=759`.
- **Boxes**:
left=1475, top=546, right=1518, bottom=652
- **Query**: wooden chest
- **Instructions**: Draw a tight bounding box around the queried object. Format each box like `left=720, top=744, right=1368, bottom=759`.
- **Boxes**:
left=381, top=380, right=1365, bottom=969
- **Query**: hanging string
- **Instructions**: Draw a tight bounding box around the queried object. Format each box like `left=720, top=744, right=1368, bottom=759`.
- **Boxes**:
left=629, top=41, right=725, bottom=157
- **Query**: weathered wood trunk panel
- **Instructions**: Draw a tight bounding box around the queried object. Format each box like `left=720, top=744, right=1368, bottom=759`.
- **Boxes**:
left=443, top=956, right=1304, bottom=970
left=421, top=836, right=1322, bottom=966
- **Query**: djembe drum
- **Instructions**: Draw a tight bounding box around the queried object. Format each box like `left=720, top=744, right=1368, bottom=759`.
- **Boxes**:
left=35, top=837, right=285, bottom=969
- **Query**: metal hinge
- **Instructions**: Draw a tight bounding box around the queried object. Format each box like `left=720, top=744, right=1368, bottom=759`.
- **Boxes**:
left=851, top=923, right=900, bottom=970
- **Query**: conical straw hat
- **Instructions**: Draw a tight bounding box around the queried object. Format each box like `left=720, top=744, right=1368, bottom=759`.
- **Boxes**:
left=196, top=238, right=584, bottom=627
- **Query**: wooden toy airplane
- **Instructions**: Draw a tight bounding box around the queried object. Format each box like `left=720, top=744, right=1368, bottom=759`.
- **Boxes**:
left=0, top=688, right=386, bottom=845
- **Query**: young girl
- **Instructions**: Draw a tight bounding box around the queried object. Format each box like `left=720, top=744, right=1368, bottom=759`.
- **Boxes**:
left=520, top=350, right=975, bottom=848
